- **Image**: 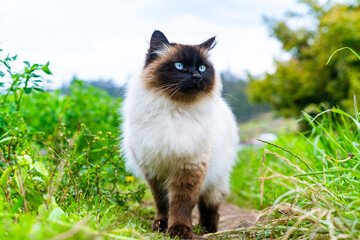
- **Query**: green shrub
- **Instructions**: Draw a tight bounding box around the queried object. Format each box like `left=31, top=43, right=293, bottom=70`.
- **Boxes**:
left=0, top=49, right=145, bottom=239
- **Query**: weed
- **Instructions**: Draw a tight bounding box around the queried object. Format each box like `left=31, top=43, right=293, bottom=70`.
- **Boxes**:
left=0, top=49, right=146, bottom=239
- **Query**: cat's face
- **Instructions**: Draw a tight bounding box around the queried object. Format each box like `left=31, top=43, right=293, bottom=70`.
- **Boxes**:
left=142, top=30, right=217, bottom=103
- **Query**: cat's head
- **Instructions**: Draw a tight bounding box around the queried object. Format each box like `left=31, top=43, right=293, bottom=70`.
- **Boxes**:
left=142, top=30, right=218, bottom=103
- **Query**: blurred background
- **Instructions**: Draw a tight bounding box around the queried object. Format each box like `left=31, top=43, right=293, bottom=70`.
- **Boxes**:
left=1, top=0, right=359, bottom=140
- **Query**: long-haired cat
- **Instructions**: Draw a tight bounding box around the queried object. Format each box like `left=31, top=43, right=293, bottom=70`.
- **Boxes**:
left=122, top=30, right=238, bottom=239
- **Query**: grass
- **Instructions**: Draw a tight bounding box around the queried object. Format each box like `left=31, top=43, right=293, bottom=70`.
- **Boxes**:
left=223, top=104, right=360, bottom=239
left=2, top=93, right=358, bottom=239
left=0, top=50, right=149, bottom=239
left=1, top=47, right=360, bottom=239
left=230, top=113, right=301, bottom=209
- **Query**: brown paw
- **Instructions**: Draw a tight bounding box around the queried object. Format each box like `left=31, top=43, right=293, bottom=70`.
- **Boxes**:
left=199, top=213, right=219, bottom=233
left=200, top=224, right=217, bottom=234
left=198, top=202, right=219, bottom=234
left=167, top=225, right=193, bottom=239
left=152, top=219, right=168, bottom=232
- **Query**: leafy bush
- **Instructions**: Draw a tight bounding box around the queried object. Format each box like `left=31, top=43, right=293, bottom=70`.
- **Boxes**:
left=247, top=2, right=360, bottom=118
left=0, top=49, right=146, bottom=239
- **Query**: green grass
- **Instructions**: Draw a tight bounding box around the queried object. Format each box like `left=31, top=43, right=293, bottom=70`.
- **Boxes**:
left=1, top=47, right=360, bottom=239
left=230, top=114, right=303, bottom=210
left=0, top=50, right=149, bottom=239
left=224, top=106, right=360, bottom=239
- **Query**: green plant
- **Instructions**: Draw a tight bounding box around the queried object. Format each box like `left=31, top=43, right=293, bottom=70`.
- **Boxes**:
left=326, top=46, right=360, bottom=63
left=0, top=49, right=146, bottom=239
left=0, top=49, right=51, bottom=111
left=247, top=2, right=360, bottom=118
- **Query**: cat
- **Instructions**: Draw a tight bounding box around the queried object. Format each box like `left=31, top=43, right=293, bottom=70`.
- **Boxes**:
left=122, top=30, right=238, bottom=239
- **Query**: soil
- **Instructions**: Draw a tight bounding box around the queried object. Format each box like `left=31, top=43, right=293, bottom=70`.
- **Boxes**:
left=192, top=203, right=258, bottom=231
left=142, top=201, right=259, bottom=238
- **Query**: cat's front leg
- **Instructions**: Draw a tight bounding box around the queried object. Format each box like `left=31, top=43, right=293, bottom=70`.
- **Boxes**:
left=167, top=162, right=207, bottom=239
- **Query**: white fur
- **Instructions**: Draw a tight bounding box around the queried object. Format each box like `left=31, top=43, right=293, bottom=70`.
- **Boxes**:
left=121, top=72, right=238, bottom=204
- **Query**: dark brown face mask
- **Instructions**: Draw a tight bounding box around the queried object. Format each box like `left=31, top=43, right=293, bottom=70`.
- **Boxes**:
left=143, top=30, right=217, bottom=103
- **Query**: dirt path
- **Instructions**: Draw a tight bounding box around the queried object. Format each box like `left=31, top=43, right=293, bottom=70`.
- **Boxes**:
left=192, top=203, right=258, bottom=231
left=142, top=201, right=259, bottom=238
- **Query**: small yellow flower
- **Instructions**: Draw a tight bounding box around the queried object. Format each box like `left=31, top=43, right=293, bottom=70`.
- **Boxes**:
left=21, top=151, right=26, bottom=155
left=106, top=132, right=112, bottom=135
left=94, top=136, right=100, bottom=140
left=125, top=176, right=135, bottom=182
left=97, top=131, right=103, bottom=135
left=101, top=137, right=105, bottom=141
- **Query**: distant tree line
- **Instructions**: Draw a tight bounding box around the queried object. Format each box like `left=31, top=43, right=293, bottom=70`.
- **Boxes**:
left=220, top=71, right=270, bottom=122
left=61, top=73, right=270, bottom=123
left=60, top=78, right=126, bottom=98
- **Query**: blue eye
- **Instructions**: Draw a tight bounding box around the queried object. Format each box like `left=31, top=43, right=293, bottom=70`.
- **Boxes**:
left=199, top=65, right=206, bottom=72
left=174, top=62, right=184, bottom=70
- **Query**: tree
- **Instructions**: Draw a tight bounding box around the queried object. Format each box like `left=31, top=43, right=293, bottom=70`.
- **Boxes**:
left=247, top=0, right=360, bottom=118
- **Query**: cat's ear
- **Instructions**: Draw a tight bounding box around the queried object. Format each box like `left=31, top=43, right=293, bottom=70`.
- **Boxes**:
left=145, top=30, right=171, bottom=66
left=199, top=36, right=217, bottom=50
left=149, top=30, right=170, bottom=53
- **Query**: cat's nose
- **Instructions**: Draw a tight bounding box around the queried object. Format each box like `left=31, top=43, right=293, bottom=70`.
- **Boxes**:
left=192, top=72, right=202, bottom=80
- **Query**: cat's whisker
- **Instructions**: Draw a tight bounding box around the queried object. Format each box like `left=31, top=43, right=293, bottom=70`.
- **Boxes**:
left=159, top=84, right=182, bottom=98
left=168, top=87, right=181, bottom=98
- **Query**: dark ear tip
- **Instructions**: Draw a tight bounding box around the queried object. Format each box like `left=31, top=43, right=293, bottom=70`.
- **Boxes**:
left=199, top=35, right=217, bottom=50
left=150, top=30, right=169, bottom=45
left=210, top=36, right=217, bottom=50
left=152, top=30, right=164, bottom=37
left=151, top=30, right=167, bottom=41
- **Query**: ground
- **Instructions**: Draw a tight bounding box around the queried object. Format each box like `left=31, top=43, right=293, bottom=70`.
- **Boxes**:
left=192, top=203, right=258, bottom=232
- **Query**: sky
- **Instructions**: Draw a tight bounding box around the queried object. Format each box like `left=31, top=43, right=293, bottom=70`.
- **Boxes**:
left=0, top=0, right=313, bottom=89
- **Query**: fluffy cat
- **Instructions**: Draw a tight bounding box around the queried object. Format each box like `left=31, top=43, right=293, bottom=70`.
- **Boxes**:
left=122, top=30, right=238, bottom=239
